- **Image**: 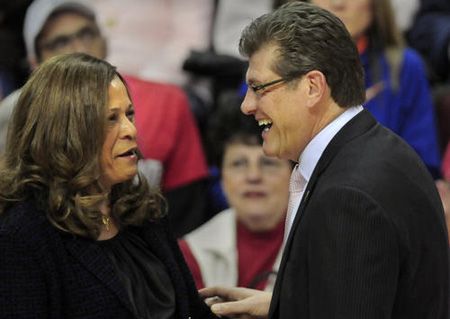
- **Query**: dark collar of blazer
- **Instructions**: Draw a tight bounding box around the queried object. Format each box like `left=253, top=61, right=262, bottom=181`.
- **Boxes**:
left=62, top=233, right=135, bottom=314
left=269, top=109, right=378, bottom=318
left=63, top=217, right=191, bottom=317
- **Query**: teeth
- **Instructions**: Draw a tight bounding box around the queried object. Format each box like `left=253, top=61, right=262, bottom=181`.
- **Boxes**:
left=120, top=149, right=137, bottom=157
left=258, top=119, right=273, bottom=127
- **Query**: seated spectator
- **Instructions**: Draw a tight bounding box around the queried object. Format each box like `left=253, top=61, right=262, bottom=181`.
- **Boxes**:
left=407, top=0, right=450, bottom=84
left=0, top=0, right=209, bottom=237
left=284, top=0, right=442, bottom=178
left=87, top=0, right=215, bottom=128
left=179, top=94, right=292, bottom=290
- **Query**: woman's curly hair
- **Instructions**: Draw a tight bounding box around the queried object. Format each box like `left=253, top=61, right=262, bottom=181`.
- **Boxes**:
left=0, top=53, right=163, bottom=239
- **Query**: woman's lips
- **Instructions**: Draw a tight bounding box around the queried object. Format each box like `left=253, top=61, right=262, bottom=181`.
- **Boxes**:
left=243, top=191, right=267, bottom=198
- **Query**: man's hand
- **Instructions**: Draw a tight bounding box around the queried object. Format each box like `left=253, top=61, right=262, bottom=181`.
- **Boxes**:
left=199, top=286, right=272, bottom=318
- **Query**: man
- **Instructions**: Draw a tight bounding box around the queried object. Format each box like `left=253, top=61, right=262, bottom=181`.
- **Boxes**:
left=200, top=2, right=449, bottom=318
left=0, top=0, right=209, bottom=237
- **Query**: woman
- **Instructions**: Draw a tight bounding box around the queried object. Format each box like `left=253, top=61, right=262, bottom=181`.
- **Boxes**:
left=179, top=93, right=292, bottom=291
left=287, top=0, right=441, bottom=178
left=0, top=53, right=216, bottom=319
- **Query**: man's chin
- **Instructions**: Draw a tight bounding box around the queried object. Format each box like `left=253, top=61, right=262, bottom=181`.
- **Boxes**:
left=262, top=143, right=278, bottom=158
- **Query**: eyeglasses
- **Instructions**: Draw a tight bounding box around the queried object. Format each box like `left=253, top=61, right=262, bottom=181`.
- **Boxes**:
left=39, top=25, right=101, bottom=53
left=248, top=78, right=286, bottom=97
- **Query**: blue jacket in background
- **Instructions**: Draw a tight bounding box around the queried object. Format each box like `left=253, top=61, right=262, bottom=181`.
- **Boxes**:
left=362, top=47, right=441, bottom=178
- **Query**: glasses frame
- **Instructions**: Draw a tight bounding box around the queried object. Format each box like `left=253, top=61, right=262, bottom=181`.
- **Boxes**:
left=249, top=78, right=286, bottom=96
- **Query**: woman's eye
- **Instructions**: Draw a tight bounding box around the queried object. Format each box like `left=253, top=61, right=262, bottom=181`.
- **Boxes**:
left=230, top=159, right=247, bottom=168
left=126, top=110, right=135, bottom=120
left=261, top=158, right=281, bottom=167
left=108, top=113, right=118, bottom=122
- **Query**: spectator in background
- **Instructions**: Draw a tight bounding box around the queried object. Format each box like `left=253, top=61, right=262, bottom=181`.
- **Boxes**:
left=179, top=94, right=291, bottom=291
left=88, top=0, right=215, bottom=125
left=409, top=1, right=450, bottom=242
left=0, top=0, right=33, bottom=101
left=0, top=0, right=209, bottom=237
left=88, top=0, right=213, bottom=89
left=279, top=0, right=441, bottom=178
left=408, top=0, right=450, bottom=84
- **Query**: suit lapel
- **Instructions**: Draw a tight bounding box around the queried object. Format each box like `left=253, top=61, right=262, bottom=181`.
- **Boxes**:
left=63, top=234, right=135, bottom=314
left=269, top=110, right=377, bottom=318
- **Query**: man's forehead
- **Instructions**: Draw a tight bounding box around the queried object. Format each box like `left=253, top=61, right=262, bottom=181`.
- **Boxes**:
left=246, top=45, right=280, bottom=83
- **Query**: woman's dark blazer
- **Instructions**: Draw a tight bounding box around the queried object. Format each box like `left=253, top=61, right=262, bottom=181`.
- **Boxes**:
left=269, top=110, right=449, bottom=319
left=0, top=201, right=217, bottom=319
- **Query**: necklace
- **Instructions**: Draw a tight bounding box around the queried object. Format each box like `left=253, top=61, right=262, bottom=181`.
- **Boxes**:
left=101, top=215, right=112, bottom=231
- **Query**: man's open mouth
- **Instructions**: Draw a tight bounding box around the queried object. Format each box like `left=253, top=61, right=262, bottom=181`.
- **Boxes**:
left=258, top=119, right=273, bottom=132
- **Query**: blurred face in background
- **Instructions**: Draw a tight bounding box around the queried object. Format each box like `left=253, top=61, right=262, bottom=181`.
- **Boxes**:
left=221, top=142, right=292, bottom=232
left=36, top=12, right=106, bottom=63
left=310, top=0, right=373, bottom=40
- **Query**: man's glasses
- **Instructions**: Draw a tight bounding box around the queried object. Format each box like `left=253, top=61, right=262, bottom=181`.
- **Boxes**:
left=39, top=25, right=100, bottom=53
left=248, top=78, right=286, bottom=97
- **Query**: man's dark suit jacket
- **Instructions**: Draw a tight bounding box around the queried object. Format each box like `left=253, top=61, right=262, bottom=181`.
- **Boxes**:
left=0, top=201, right=217, bottom=319
left=269, top=110, right=449, bottom=319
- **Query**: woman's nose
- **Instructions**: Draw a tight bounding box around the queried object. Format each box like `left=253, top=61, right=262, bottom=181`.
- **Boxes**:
left=121, top=117, right=137, bottom=139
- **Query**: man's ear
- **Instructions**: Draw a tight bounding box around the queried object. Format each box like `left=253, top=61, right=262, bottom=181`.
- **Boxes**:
left=303, top=70, right=327, bottom=108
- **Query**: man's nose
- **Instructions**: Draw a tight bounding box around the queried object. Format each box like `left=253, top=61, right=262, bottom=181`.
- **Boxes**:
left=241, top=90, right=257, bottom=115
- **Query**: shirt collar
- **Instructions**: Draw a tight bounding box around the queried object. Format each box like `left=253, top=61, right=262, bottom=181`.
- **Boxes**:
left=298, top=105, right=363, bottom=182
